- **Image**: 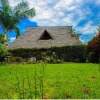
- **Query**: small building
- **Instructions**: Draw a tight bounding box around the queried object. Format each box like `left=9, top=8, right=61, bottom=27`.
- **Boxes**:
left=8, top=26, right=82, bottom=49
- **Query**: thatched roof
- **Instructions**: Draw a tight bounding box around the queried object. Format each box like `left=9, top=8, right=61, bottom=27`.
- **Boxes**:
left=8, top=26, right=82, bottom=49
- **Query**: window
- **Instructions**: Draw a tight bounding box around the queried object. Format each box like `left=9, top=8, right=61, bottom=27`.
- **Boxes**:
left=39, top=30, right=53, bottom=40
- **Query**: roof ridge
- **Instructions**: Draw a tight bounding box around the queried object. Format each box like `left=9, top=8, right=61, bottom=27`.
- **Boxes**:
left=26, top=26, right=72, bottom=29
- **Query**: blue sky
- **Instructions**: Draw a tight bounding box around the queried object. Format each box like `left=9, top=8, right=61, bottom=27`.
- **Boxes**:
left=0, top=0, right=100, bottom=44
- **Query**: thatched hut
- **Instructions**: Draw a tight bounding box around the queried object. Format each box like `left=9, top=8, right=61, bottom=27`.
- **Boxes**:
left=8, top=26, right=82, bottom=49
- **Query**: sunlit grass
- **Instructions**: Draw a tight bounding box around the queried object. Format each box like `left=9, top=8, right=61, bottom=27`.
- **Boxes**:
left=0, top=63, right=100, bottom=99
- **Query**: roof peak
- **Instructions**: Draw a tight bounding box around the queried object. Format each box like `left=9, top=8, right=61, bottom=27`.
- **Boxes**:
left=39, top=29, right=53, bottom=40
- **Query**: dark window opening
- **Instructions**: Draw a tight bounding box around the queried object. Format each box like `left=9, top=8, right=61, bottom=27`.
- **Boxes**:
left=39, top=30, right=53, bottom=40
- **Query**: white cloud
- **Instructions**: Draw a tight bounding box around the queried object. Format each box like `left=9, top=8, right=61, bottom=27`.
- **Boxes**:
left=9, top=0, right=98, bottom=36
left=9, top=0, right=21, bottom=7
left=26, top=0, right=85, bottom=26
left=8, top=0, right=88, bottom=27
left=79, top=38, right=85, bottom=43
left=76, top=21, right=98, bottom=35
left=9, top=37, right=16, bottom=44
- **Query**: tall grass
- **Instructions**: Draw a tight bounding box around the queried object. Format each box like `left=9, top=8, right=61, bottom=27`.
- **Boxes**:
left=0, top=63, right=99, bottom=99
left=15, top=71, right=22, bottom=99
left=26, top=70, right=33, bottom=99
left=20, top=73, right=24, bottom=99
left=34, top=65, right=37, bottom=99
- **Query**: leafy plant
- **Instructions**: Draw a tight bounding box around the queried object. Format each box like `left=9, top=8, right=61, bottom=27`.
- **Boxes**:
left=87, top=26, right=100, bottom=63
left=8, top=45, right=86, bottom=63
left=8, top=56, right=23, bottom=63
left=0, top=34, right=5, bottom=44
left=0, top=0, right=35, bottom=44
left=88, top=52, right=99, bottom=63
left=0, top=44, right=9, bottom=62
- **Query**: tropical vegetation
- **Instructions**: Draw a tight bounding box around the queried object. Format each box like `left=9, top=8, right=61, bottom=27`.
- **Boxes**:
left=0, top=34, right=5, bottom=44
left=87, top=26, right=100, bottom=63
left=0, top=34, right=8, bottom=61
left=8, top=45, right=86, bottom=63
left=0, top=0, right=35, bottom=42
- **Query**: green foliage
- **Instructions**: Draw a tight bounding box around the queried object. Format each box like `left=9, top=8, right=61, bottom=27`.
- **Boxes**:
left=0, top=44, right=8, bottom=62
left=88, top=52, right=99, bottom=63
left=87, top=35, right=100, bottom=53
left=8, top=45, right=86, bottom=63
left=0, top=63, right=99, bottom=99
left=0, top=34, right=10, bottom=62
left=50, top=45, right=86, bottom=62
left=87, top=30, right=100, bottom=63
left=14, top=57, right=23, bottom=63
left=8, top=56, right=23, bottom=63
left=0, top=34, right=5, bottom=44
left=74, top=58, right=81, bottom=63
left=0, top=0, right=35, bottom=39
left=97, top=25, right=100, bottom=32
left=44, top=56, right=64, bottom=63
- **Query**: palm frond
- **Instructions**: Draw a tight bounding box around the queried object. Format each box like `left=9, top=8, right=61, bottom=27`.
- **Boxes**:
left=14, top=2, right=29, bottom=14
left=0, top=0, right=9, bottom=7
left=0, top=34, right=6, bottom=44
left=0, top=12, right=19, bottom=30
left=1, top=0, right=12, bottom=14
left=18, top=7, right=36, bottom=19
left=0, top=9, right=2, bottom=14
left=14, top=27, right=21, bottom=38
left=0, top=0, right=36, bottom=42
left=14, top=2, right=35, bottom=19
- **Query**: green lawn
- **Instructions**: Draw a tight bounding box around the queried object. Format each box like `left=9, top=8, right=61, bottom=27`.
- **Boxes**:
left=0, top=63, right=100, bottom=99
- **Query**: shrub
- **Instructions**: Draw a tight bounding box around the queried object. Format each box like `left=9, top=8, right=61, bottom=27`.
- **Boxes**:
left=45, top=56, right=51, bottom=63
left=74, top=58, right=80, bottom=63
left=8, top=45, right=86, bottom=63
left=43, top=56, right=64, bottom=63
left=0, top=34, right=6, bottom=44
left=8, top=56, right=15, bottom=63
left=87, top=32, right=100, bottom=63
left=88, top=52, right=99, bottom=63
left=87, top=34, right=100, bottom=53
left=8, top=57, right=23, bottom=63
left=0, top=44, right=9, bottom=62
left=14, top=57, right=23, bottom=63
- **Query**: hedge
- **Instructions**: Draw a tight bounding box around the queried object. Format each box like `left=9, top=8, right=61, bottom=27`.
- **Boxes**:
left=8, top=45, right=87, bottom=63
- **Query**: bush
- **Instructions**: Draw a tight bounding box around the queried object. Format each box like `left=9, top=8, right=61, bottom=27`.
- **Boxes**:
left=87, top=32, right=100, bottom=53
left=8, top=57, right=15, bottom=63
left=43, top=56, right=64, bottom=64
left=14, top=57, right=23, bottom=63
left=8, top=57, right=23, bottom=63
left=74, top=58, right=80, bottom=63
left=8, top=45, right=86, bottom=63
left=0, top=44, right=9, bottom=62
left=87, top=32, right=100, bottom=63
left=88, top=52, right=99, bottom=63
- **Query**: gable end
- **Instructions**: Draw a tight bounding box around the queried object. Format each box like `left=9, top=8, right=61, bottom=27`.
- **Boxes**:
left=39, top=29, right=53, bottom=40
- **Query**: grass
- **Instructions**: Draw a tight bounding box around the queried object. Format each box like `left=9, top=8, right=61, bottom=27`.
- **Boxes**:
left=0, top=63, right=100, bottom=99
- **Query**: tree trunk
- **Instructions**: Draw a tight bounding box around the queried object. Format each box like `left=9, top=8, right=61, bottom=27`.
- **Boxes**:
left=4, top=29, right=7, bottom=47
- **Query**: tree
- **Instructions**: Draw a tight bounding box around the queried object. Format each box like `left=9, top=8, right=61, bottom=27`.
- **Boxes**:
left=87, top=32, right=100, bottom=53
left=0, top=0, right=35, bottom=43
left=87, top=26, right=100, bottom=63
left=0, top=44, right=7, bottom=62
left=0, top=34, right=5, bottom=44
left=97, top=25, right=100, bottom=32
